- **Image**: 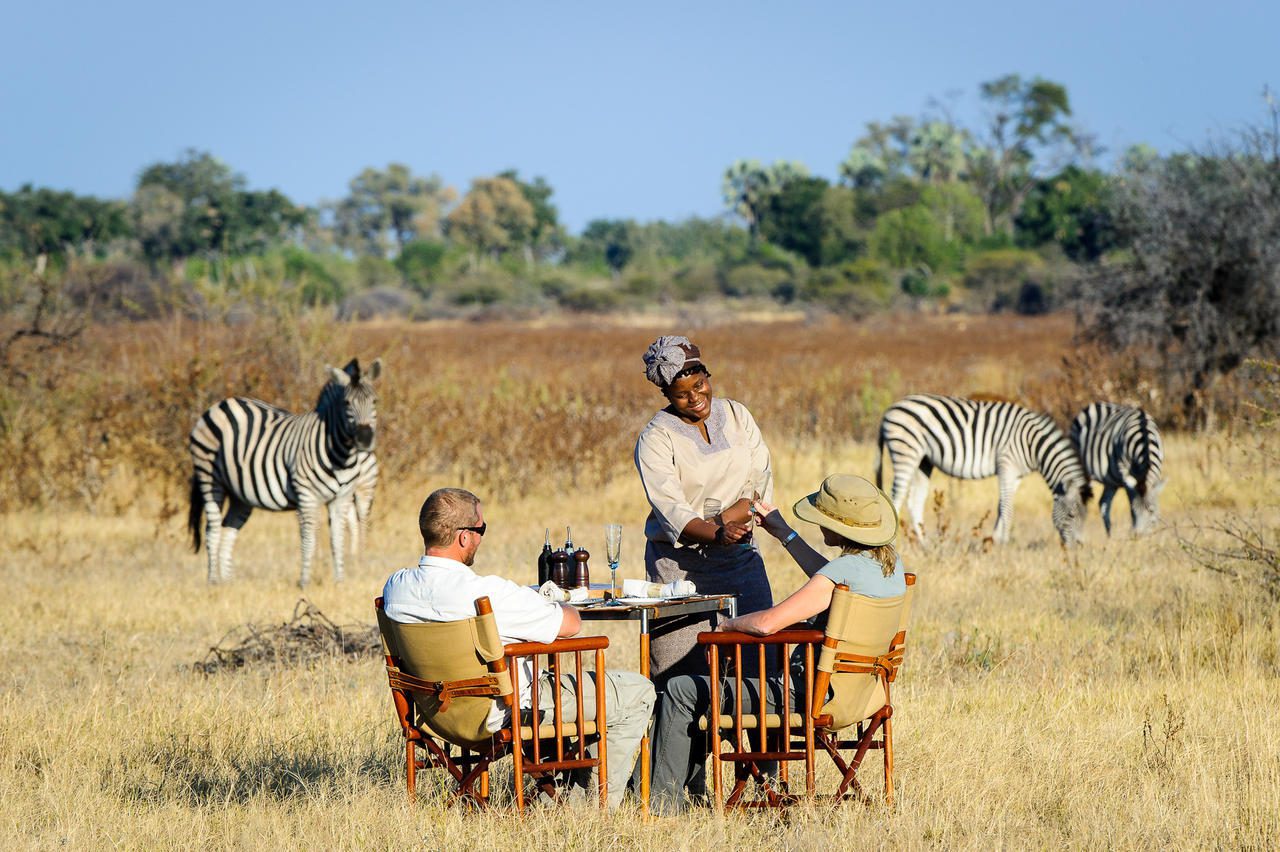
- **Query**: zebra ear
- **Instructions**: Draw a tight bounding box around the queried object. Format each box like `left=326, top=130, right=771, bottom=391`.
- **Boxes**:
left=342, top=358, right=360, bottom=382
left=327, top=365, right=351, bottom=387
left=367, top=358, right=382, bottom=382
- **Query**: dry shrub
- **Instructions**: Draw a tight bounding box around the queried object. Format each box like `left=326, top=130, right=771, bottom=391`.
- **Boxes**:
left=193, top=599, right=379, bottom=674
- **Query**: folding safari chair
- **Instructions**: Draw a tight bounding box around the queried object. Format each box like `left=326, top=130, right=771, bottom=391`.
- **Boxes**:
left=375, top=596, right=609, bottom=810
left=697, top=573, right=916, bottom=810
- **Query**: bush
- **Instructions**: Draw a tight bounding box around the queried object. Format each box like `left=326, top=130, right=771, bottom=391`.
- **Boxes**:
left=962, top=248, right=1048, bottom=313
left=800, top=258, right=893, bottom=312
left=355, top=255, right=400, bottom=290
left=338, top=286, right=417, bottom=320
left=395, top=240, right=447, bottom=296
left=721, top=263, right=791, bottom=298
left=557, top=286, right=622, bottom=312
left=282, top=247, right=346, bottom=306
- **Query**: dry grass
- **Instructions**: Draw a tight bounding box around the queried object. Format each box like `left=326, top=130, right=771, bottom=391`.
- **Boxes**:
left=2, top=315, right=1278, bottom=849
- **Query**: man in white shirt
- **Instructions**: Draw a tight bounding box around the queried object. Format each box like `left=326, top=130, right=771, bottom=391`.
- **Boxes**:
left=382, top=487, right=654, bottom=809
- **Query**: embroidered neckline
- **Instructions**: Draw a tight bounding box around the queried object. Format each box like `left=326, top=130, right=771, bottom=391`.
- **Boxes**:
left=655, top=398, right=730, bottom=454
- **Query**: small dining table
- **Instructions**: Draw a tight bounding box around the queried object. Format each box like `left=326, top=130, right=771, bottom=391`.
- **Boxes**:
left=573, top=593, right=737, bottom=814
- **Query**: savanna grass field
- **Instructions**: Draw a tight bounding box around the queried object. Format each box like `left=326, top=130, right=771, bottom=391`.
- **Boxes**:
left=3, top=312, right=1278, bottom=849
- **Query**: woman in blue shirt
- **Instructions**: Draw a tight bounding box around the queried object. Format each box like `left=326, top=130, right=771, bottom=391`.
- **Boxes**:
left=648, top=473, right=906, bottom=812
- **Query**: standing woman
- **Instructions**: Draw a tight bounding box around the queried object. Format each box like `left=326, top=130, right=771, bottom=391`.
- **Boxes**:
left=635, top=335, right=775, bottom=689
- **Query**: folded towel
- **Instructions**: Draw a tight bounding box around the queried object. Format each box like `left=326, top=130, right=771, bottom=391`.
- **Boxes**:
left=539, top=581, right=589, bottom=603
left=620, top=578, right=697, bottom=598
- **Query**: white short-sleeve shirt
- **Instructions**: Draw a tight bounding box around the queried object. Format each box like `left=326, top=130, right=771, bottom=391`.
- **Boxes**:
left=382, top=555, right=566, bottom=731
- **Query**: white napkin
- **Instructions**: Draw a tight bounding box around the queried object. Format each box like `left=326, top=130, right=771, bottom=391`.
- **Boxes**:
left=620, top=579, right=697, bottom=598
left=539, top=581, right=589, bottom=603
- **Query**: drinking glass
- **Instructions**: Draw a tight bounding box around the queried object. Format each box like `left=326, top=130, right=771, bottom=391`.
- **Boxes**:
left=604, top=523, right=623, bottom=601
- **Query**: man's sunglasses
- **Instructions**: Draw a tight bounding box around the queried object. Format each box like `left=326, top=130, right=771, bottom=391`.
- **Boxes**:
left=458, top=522, right=487, bottom=537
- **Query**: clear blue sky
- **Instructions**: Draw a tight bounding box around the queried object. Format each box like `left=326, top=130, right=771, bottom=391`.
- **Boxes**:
left=2, top=1, right=1275, bottom=233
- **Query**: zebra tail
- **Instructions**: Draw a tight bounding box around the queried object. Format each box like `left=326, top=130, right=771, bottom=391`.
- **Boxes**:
left=188, top=475, right=203, bottom=553
left=875, top=427, right=885, bottom=489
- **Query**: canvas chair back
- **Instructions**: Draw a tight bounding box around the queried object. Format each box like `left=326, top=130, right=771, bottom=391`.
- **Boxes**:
left=816, top=575, right=914, bottom=730
left=376, top=607, right=513, bottom=746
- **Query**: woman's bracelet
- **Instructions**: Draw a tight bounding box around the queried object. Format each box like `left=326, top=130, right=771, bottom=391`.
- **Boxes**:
left=781, top=530, right=799, bottom=547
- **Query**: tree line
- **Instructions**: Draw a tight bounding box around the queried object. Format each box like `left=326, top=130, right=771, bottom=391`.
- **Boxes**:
left=1, top=74, right=1277, bottom=426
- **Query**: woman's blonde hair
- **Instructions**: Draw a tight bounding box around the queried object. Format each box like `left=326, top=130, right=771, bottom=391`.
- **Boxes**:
left=839, top=540, right=898, bottom=577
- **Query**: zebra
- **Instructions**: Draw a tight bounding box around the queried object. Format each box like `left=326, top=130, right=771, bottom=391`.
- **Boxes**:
left=1070, top=402, right=1164, bottom=536
left=342, top=449, right=379, bottom=561
left=188, top=357, right=382, bottom=586
left=875, top=394, right=1093, bottom=546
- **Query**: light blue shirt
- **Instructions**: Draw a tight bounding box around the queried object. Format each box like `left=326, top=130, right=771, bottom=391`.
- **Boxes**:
left=816, top=553, right=906, bottom=599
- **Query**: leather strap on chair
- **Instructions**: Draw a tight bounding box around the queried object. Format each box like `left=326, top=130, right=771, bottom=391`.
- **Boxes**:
left=387, top=666, right=506, bottom=714
left=831, top=647, right=905, bottom=679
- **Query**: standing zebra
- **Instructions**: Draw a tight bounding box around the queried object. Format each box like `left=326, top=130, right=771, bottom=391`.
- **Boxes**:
left=1070, top=402, right=1164, bottom=536
left=875, top=394, right=1093, bottom=546
left=188, top=358, right=382, bottom=586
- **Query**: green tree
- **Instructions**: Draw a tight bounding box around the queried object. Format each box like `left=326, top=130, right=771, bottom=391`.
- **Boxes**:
left=908, top=121, right=970, bottom=185
left=573, top=219, right=637, bottom=276
left=498, top=170, right=563, bottom=263
left=758, top=176, right=830, bottom=266
left=331, top=163, right=454, bottom=257
left=132, top=149, right=304, bottom=264
left=839, top=117, right=915, bottom=190
left=967, top=74, right=1084, bottom=237
left=446, top=176, right=536, bottom=263
left=722, top=159, right=809, bottom=239
left=0, top=185, right=130, bottom=260
left=1015, top=165, right=1119, bottom=261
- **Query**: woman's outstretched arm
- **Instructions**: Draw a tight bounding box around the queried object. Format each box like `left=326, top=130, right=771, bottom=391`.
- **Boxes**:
left=753, top=500, right=828, bottom=577
left=717, top=574, right=836, bottom=636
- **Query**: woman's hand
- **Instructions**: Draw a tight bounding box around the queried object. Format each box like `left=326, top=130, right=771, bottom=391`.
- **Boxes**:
left=750, top=499, right=791, bottom=539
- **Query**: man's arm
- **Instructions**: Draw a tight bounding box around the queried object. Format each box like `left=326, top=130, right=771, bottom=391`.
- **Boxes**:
left=557, top=603, right=581, bottom=638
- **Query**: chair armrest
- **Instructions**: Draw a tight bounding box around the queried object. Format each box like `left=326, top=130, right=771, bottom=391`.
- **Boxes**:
left=697, top=628, right=824, bottom=647
left=504, top=635, right=610, bottom=657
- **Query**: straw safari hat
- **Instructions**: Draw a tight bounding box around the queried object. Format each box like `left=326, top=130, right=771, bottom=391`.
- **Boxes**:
left=793, top=474, right=898, bottom=547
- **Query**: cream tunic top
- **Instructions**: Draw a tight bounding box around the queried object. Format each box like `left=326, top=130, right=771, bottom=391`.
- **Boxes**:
left=634, top=397, right=774, bottom=546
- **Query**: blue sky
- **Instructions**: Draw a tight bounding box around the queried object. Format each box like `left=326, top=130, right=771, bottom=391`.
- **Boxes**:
left=2, top=1, right=1275, bottom=233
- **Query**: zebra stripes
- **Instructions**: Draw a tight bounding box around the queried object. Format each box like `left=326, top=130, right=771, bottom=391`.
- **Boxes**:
left=875, top=394, right=1092, bottom=546
left=1070, top=402, right=1164, bottom=536
left=188, top=358, right=382, bottom=586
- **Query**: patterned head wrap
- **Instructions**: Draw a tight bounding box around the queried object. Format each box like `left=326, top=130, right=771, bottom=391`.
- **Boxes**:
left=642, top=335, right=704, bottom=387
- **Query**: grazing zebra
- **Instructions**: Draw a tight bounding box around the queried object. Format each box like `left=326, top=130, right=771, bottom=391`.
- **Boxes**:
left=188, top=358, right=382, bottom=586
left=1070, top=402, right=1164, bottom=536
left=875, top=394, right=1093, bottom=546
left=342, top=450, right=379, bottom=560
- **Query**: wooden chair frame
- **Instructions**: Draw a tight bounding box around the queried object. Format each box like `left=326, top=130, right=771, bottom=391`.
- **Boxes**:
left=375, top=596, right=609, bottom=810
left=698, top=574, right=915, bottom=811
left=699, top=628, right=822, bottom=809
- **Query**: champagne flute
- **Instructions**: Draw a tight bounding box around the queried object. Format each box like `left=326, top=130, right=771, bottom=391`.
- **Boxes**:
left=604, top=523, right=623, bottom=602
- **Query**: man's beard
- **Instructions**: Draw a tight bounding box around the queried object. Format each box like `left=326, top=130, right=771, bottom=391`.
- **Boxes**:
left=463, top=548, right=477, bottom=567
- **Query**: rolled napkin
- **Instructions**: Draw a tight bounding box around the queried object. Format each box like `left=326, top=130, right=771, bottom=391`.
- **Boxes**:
left=621, top=578, right=697, bottom=598
left=539, top=581, right=590, bottom=603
